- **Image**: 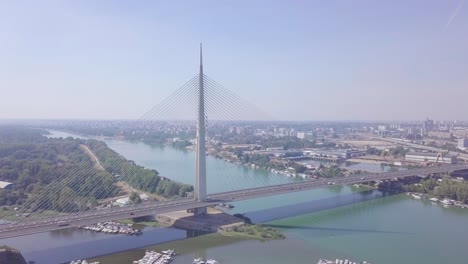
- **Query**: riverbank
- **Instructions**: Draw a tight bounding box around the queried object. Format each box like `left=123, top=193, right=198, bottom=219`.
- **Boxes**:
left=377, top=175, right=468, bottom=208
left=117, top=219, right=162, bottom=228
left=407, top=192, right=468, bottom=208
left=0, top=246, right=27, bottom=264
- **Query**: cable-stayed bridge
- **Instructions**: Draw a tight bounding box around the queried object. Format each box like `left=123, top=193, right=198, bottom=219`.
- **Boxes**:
left=1, top=45, right=467, bottom=239
left=0, top=164, right=467, bottom=239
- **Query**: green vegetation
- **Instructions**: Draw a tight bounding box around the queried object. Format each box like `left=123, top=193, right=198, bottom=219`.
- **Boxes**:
left=233, top=213, right=253, bottom=224
left=129, top=191, right=142, bottom=204
left=220, top=133, right=335, bottom=150
left=0, top=126, right=193, bottom=216
left=86, top=140, right=193, bottom=198
left=52, top=125, right=194, bottom=146
left=232, top=151, right=288, bottom=171
left=0, top=126, right=119, bottom=212
left=348, top=169, right=370, bottom=176
left=259, top=136, right=336, bottom=150
left=440, top=142, right=465, bottom=153
left=287, top=162, right=307, bottom=173
left=426, top=141, right=460, bottom=152
left=239, top=153, right=271, bottom=167
left=366, top=146, right=408, bottom=157
left=126, top=132, right=194, bottom=146
left=405, top=178, right=468, bottom=203
left=235, top=153, right=307, bottom=173
left=221, top=224, right=285, bottom=241
left=379, top=176, right=468, bottom=204
left=313, top=165, right=344, bottom=178
left=239, top=153, right=285, bottom=169
left=171, top=140, right=192, bottom=149
left=227, top=214, right=284, bottom=240
left=117, top=216, right=161, bottom=227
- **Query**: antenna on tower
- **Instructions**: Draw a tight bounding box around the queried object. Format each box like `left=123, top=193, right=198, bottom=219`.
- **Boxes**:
left=200, top=43, right=203, bottom=73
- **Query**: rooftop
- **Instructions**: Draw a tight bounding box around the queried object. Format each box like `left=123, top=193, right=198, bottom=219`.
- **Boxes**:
left=0, top=181, right=13, bottom=189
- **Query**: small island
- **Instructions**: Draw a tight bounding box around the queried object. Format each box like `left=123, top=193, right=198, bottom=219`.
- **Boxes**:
left=218, top=212, right=285, bottom=241
left=220, top=224, right=285, bottom=241
left=155, top=208, right=285, bottom=241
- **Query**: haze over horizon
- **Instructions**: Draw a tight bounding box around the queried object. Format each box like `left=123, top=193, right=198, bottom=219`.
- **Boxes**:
left=1, top=1, right=467, bottom=121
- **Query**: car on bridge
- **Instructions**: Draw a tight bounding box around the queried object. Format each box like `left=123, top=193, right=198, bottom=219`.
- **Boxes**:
left=57, top=221, right=70, bottom=227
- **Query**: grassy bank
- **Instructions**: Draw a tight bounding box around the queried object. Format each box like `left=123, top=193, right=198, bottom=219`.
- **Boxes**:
left=116, top=218, right=162, bottom=227
left=220, top=224, right=285, bottom=241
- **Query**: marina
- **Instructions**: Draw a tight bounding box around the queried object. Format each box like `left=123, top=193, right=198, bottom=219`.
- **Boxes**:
left=408, top=192, right=467, bottom=208
left=69, top=260, right=100, bottom=264
left=133, top=250, right=175, bottom=264
left=441, top=198, right=454, bottom=206
left=318, top=259, right=370, bottom=264
left=192, top=258, right=218, bottom=264
left=78, top=222, right=141, bottom=235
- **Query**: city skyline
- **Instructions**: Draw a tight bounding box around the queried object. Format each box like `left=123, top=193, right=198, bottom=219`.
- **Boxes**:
left=1, top=1, right=467, bottom=121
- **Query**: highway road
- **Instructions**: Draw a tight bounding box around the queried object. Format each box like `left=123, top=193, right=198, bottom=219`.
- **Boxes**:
left=375, top=137, right=468, bottom=161
left=1, top=164, right=467, bottom=239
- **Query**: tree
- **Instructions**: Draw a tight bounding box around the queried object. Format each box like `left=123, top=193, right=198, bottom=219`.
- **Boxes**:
left=129, top=192, right=142, bottom=204
left=421, top=179, right=438, bottom=193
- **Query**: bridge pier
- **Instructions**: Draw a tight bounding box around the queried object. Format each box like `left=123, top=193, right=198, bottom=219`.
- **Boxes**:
left=186, top=206, right=207, bottom=216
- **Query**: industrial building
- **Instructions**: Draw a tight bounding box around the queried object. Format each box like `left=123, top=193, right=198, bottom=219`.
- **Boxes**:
left=296, top=131, right=314, bottom=140
left=428, top=131, right=453, bottom=139
left=458, top=138, right=468, bottom=150
left=405, top=152, right=455, bottom=164
left=0, top=181, right=14, bottom=190
left=422, top=118, right=434, bottom=135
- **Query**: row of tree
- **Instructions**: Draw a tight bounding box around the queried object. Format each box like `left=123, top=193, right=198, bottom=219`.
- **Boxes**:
left=380, top=176, right=468, bottom=204
left=404, top=178, right=468, bottom=203
left=86, top=139, right=193, bottom=198
left=366, top=146, right=408, bottom=157
left=0, top=126, right=195, bottom=213
left=0, top=126, right=120, bottom=212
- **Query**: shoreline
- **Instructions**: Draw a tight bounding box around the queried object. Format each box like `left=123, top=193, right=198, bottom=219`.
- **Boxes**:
left=88, top=229, right=282, bottom=264
left=406, top=192, right=468, bottom=208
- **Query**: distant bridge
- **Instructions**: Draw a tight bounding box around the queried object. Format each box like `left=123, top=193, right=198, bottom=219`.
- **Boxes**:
left=0, top=164, right=466, bottom=239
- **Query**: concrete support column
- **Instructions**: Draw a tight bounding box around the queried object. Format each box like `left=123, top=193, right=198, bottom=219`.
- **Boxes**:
left=195, top=44, right=207, bottom=202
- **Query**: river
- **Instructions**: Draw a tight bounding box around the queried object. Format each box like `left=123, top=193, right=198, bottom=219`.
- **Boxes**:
left=2, top=131, right=468, bottom=264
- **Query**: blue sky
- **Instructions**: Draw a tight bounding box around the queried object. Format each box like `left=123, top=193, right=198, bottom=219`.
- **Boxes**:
left=1, top=0, right=467, bottom=120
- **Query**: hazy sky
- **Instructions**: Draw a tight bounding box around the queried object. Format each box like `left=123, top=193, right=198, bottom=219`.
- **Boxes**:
left=1, top=0, right=467, bottom=121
